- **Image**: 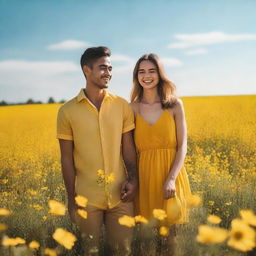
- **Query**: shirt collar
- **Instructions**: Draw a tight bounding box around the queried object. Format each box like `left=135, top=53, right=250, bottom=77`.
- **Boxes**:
left=76, top=88, right=110, bottom=103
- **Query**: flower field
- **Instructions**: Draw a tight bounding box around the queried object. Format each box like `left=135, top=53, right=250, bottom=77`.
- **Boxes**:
left=0, top=95, right=256, bottom=256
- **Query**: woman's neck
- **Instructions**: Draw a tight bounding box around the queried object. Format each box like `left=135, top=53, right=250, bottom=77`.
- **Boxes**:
left=141, top=89, right=160, bottom=104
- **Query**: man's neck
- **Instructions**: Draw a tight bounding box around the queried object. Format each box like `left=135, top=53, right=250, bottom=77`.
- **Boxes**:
left=84, top=86, right=105, bottom=111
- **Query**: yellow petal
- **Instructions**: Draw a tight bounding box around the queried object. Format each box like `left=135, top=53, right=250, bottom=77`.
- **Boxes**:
left=153, top=209, right=167, bottom=220
left=75, top=195, right=88, bottom=208
left=0, top=208, right=11, bottom=216
left=29, top=240, right=40, bottom=249
left=134, top=215, right=148, bottom=224
left=44, top=248, right=58, bottom=256
left=48, top=200, right=66, bottom=216
left=207, top=214, right=222, bottom=224
left=77, top=209, right=87, bottom=219
left=196, top=225, right=228, bottom=244
left=240, top=209, right=256, bottom=226
left=186, top=194, right=202, bottom=207
left=52, top=228, right=77, bottom=250
left=159, top=226, right=169, bottom=236
left=118, top=215, right=135, bottom=227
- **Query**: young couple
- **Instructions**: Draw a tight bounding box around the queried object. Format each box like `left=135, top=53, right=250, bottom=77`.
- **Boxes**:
left=57, top=46, right=191, bottom=255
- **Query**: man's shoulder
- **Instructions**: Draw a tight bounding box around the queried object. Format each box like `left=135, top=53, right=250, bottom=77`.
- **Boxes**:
left=58, top=96, right=77, bottom=113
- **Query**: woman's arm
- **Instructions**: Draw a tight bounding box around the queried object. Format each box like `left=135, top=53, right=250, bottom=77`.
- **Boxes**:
left=163, top=98, right=187, bottom=199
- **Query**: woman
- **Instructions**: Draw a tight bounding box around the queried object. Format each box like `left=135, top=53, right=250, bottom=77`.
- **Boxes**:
left=130, top=54, right=191, bottom=226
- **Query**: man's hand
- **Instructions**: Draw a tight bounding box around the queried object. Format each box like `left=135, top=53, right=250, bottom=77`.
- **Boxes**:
left=121, top=131, right=138, bottom=203
left=121, top=180, right=138, bottom=202
left=163, top=179, right=176, bottom=199
left=68, top=199, right=77, bottom=223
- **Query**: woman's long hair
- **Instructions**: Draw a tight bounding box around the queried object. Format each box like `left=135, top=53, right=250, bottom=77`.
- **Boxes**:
left=130, top=53, right=177, bottom=108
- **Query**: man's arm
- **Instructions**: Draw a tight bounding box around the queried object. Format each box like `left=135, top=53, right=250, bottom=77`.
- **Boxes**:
left=58, top=139, right=77, bottom=222
left=121, top=130, right=138, bottom=202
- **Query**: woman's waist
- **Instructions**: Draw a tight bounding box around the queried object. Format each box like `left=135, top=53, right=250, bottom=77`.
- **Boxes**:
left=137, top=146, right=177, bottom=153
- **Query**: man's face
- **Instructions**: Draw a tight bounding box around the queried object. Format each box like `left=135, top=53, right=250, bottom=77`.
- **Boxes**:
left=86, top=56, right=112, bottom=89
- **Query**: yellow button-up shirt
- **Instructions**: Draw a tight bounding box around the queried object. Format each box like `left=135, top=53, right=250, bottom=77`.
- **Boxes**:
left=57, top=89, right=135, bottom=209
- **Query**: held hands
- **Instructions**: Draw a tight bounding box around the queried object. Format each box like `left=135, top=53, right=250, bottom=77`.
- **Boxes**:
left=163, top=179, right=176, bottom=199
left=121, top=180, right=138, bottom=202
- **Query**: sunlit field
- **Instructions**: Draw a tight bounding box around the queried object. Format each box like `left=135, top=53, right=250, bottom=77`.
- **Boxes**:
left=0, top=95, right=256, bottom=256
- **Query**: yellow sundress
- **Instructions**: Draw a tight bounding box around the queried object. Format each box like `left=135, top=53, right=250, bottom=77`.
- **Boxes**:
left=134, top=109, right=191, bottom=224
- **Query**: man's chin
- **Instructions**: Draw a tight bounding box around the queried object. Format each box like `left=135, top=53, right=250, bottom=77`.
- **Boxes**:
left=99, top=83, right=109, bottom=89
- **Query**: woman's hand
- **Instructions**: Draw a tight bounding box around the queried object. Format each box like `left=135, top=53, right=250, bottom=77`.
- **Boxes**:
left=163, top=179, right=176, bottom=199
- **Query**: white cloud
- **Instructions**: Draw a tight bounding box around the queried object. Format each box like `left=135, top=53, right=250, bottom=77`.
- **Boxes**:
left=168, top=32, right=256, bottom=49
left=47, top=40, right=90, bottom=50
left=184, top=48, right=208, bottom=56
left=0, top=60, right=79, bottom=74
left=161, top=57, right=183, bottom=67
left=0, top=60, right=81, bottom=102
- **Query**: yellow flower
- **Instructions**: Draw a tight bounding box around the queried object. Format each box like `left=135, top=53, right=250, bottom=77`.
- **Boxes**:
left=159, top=226, right=169, bottom=236
left=0, top=208, right=11, bottom=216
left=27, top=189, right=37, bottom=195
left=186, top=194, right=201, bottom=207
left=77, top=209, right=88, bottom=219
left=240, top=209, right=256, bottom=226
left=196, top=225, right=228, bottom=244
left=44, top=248, right=57, bottom=256
left=227, top=218, right=256, bottom=252
left=153, top=209, right=167, bottom=220
left=118, top=215, right=135, bottom=227
left=207, top=214, right=222, bottom=224
left=52, top=228, right=77, bottom=250
left=134, top=215, right=148, bottom=224
left=14, top=237, right=26, bottom=245
left=97, top=169, right=104, bottom=177
left=75, top=195, right=88, bottom=208
left=166, top=197, right=182, bottom=223
left=225, top=202, right=232, bottom=206
left=2, top=237, right=26, bottom=246
left=0, top=223, right=8, bottom=232
left=29, top=240, right=40, bottom=249
left=208, top=200, right=215, bottom=206
left=1, top=179, right=8, bottom=184
left=48, top=200, right=66, bottom=216
left=106, top=173, right=115, bottom=184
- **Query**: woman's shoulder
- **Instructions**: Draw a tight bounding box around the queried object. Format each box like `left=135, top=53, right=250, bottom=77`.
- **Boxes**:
left=129, top=101, right=140, bottom=114
left=174, top=98, right=184, bottom=108
left=168, top=98, right=184, bottom=116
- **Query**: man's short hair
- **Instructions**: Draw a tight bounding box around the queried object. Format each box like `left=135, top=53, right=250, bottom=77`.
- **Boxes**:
left=80, top=46, right=111, bottom=69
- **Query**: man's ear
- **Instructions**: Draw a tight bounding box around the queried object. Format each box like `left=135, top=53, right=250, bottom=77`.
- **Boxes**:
left=83, top=65, right=91, bottom=77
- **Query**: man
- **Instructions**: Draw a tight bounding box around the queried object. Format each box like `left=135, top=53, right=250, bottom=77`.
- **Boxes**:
left=57, top=46, right=138, bottom=255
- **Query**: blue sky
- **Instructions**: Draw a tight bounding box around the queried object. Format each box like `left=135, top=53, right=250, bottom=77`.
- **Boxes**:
left=0, top=0, right=256, bottom=102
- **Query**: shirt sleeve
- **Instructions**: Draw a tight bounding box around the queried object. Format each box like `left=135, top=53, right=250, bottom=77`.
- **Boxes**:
left=122, top=100, right=135, bottom=133
left=56, top=106, right=73, bottom=140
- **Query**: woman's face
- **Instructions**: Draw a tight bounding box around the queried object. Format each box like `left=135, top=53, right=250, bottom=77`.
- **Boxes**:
left=138, top=60, right=159, bottom=90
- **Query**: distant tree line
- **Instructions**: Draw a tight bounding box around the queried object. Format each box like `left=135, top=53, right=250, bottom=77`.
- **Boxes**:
left=0, top=97, right=66, bottom=106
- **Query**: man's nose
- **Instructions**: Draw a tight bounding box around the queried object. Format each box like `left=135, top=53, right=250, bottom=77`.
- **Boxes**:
left=105, top=69, right=111, bottom=76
